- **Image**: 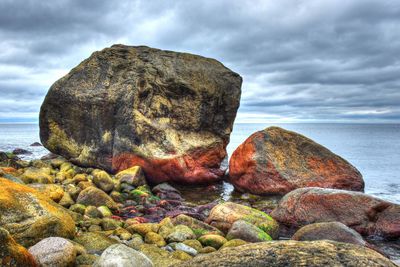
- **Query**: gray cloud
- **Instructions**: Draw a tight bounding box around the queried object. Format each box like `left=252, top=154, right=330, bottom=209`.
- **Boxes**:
left=0, top=0, right=399, bottom=122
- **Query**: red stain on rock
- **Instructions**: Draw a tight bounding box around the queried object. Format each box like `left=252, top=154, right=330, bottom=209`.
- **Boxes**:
left=228, top=127, right=364, bottom=195
left=270, top=187, right=400, bottom=239
left=112, top=143, right=227, bottom=184
left=229, top=132, right=295, bottom=194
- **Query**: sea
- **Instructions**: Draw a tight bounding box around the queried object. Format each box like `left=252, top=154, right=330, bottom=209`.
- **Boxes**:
left=1, top=123, right=400, bottom=204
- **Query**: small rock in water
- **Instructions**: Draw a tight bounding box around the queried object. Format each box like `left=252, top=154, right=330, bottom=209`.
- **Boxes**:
left=30, top=142, right=42, bottom=147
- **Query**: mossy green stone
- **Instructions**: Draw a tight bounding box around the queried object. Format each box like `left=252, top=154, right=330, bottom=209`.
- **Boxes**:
left=198, top=234, right=227, bottom=249
left=220, top=239, right=248, bottom=249
left=145, top=232, right=166, bottom=247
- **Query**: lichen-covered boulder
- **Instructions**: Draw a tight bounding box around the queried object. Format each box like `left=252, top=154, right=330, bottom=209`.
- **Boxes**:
left=228, top=127, right=364, bottom=195
left=0, top=227, right=37, bottom=267
left=28, top=184, right=65, bottom=203
left=205, top=202, right=279, bottom=238
left=73, top=232, right=118, bottom=254
left=177, top=240, right=396, bottom=267
left=40, top=45, right=242, bottom=184
left=226, top=220, right=272, bottom=242
left=271, top=187, right=400, bottom=239
left=172, top=214, right=223, bottom=237
left=76, top=186, right=118, bottom=210
left=0, top=178, right=75, bottom=247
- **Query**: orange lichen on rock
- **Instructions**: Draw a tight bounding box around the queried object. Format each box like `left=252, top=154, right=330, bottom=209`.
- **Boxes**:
left=0, top=227, right=37, bottom=267
left=0, top=178, right=75, bottom=247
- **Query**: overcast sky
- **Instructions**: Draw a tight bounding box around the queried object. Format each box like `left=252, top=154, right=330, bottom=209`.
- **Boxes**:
left=1, top=0, right=400, bottom=123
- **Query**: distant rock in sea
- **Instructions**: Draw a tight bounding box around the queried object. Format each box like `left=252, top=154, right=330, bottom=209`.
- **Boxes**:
left=12, top=148, right=32, bottom=155
left=30, top=142, right=42, bottom=147
left=39, top=44, right=242, bottom=184
left=228, top=127, right=364, bottom=195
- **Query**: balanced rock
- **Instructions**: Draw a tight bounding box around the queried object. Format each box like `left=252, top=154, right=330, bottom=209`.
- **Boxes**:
left=228, top=127, right=364, bottom=195
left=177, top=240, right=396, bottom=267
left=271, top=187, right=400, bottom=239
left=0, top=178, right=75, bottom=247
left=40, top=45, right=242, bottom=184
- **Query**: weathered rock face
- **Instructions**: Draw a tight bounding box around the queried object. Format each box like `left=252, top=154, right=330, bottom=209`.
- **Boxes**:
left=177, top=240, right=396, bottom=267
left=291, top=222, right=366, bottom=246
left=40, top=44, right=242, bottom=184
left=270, top=187, right=400, bottom=239
left=228, top=127, right=364, bottom=195
left=0, top=178, right=76, bottom=247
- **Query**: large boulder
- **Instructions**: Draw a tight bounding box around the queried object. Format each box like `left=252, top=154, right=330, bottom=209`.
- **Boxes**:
left=270, top=187, right=400, bottom=239
left=228, top=127, right=364, bottom=195
left=39, top=44, right=242, bottom=184
left=0, top=178, right=75, bottom=247
left=177, top=240, right=396, bottom=267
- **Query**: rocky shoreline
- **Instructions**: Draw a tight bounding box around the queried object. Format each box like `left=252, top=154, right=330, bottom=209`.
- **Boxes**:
left=0, top=150, right=398, bottom=266
left=1, top=45, right=399, bottom=266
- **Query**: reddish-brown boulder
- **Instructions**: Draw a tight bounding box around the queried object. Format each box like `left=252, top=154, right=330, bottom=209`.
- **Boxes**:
left=228, top=127, right=364, bottom=195
left=39, top=45, right=242, bottom=185
left=270, top=187, right=400, bottom=239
